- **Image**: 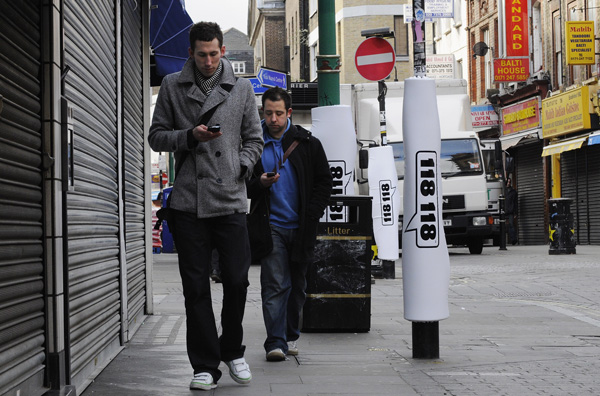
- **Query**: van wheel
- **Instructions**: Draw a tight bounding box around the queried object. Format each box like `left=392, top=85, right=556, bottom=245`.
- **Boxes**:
left=468, top=239, right=483, bottom=254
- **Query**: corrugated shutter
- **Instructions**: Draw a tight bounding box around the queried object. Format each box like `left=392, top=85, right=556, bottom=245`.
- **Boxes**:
left=0, top=1, right=46, bottom=396
left=515, top=142, right=546, bottom=244
left=561, top=144, right=600, bottom=245
left=63, top=0, right=122, bottom=388
left=122, top=0, right=146, bottom=336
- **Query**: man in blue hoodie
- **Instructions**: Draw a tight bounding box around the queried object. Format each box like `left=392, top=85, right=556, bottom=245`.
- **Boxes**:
left=246, top=87, right=332, bottom=361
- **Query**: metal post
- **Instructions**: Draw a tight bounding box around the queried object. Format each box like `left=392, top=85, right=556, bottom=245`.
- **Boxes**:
left=377, top=79, right=395, bottom=279
left=412, top=0, right=426, bottom=77
left=499, top=194, right=507, bottom=250
left=408, top=0, right=438, bottom=358
left=317, top=0, right=340, bottom=106
left=412, top=321, right=439, bottom=358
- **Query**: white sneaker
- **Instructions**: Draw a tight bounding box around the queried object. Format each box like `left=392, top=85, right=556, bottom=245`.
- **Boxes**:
left=266, top=348, right=286, bottom=361
left=225, top=357, right=252, bottom=385
left=190, top=372, right=217, bottom=390
left=287, top=340, right=298, bottom=356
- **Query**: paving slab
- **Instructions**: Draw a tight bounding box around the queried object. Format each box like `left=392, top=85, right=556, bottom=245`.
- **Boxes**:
left=82, top=245, right=600, bottom=396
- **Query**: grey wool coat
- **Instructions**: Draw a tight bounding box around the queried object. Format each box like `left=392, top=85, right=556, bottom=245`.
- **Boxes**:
left=148, top=57, right=264, bottom=218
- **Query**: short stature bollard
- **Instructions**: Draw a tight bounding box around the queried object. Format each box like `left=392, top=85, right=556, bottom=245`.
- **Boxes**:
left=413, top=321, right=439, bottom=359
left=382, top=259, right=395, bottom=279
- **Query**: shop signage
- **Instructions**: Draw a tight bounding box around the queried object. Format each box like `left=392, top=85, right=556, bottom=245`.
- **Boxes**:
left=565, top=21, right=595, bottom=65
left=542, top=86, right=591, bottom=138
left=505, top=0, right=529, bottom=57
left=501, top=97, right=541, bottom=135
left=494, top=58, right=529, bottom=82
left=471, top=104, right=499, bottom=128
left=425, top=0, right=454, bottom=18
left=426, top=54, right=455, bottom=79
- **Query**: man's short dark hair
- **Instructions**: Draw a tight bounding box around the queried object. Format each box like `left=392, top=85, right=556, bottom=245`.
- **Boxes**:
left=262, top=87, right=291, bottom=110
left=189, top=22, right=223, bottom=50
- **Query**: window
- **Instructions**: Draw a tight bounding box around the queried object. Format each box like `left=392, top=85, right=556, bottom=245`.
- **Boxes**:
left=553, top=11, right=563, bottom=87
left=532, top=1, right=542, bottom=73
left=394, top=16, right=409, bottom=58
left=483, top=29, right=492, bottom=92
left=232, top=62, right=245, bottom=74
left=390, top=139, right=483, bottom=180
left=568, top=1, right=586, bottom=83
left=589, top=0, right=599, bottom=75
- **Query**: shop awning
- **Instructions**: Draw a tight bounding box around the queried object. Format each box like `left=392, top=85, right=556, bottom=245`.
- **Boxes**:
left=150, top=0, right=193, bottom=77
left=588, top=131, right=600, bottom=146
left=541, top=136, right=588, bottom=157
left=500, top=129, right=541, bottom=150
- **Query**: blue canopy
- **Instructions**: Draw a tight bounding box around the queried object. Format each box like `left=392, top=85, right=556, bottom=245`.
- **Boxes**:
left=150, top=0, right=193, bottom=76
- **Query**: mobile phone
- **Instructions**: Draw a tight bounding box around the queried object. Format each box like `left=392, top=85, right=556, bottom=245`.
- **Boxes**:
left=207, top=124, right=221, bottom=133
left=266, top=172, right=276, bottom=177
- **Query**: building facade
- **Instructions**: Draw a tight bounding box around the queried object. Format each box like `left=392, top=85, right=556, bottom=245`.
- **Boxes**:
left=466, top=0, right=600, bottom=245
left=224, top=27, right=255, bottom=77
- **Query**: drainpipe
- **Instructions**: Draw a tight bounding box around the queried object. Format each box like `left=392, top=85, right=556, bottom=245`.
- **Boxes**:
left=317, top=0, right=340, bottom=106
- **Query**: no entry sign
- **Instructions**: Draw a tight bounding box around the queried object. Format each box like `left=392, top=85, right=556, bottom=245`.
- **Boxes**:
left=355, top=37, right=396, bottom=81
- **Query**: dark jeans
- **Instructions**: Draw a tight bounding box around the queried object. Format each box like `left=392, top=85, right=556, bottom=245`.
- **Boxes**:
left=507, top=213, right=518, bottom=244
left=260, top=225, right=308, bottom=353
left=171, top=210, right=251, bottom=381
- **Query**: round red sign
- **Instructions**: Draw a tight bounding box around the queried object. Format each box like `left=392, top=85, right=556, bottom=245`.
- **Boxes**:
left=355, top=37, right=396, bottom=81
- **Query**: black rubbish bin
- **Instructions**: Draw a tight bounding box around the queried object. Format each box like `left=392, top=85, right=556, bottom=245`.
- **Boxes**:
left=301, top=195, right=373, bottom=333
left=548, top=198, right=576, bottom=255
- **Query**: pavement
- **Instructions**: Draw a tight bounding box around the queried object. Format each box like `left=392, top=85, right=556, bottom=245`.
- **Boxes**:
left=81, top=244, right=600, bottom=396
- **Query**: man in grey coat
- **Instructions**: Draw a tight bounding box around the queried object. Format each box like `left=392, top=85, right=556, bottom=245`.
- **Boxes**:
left=149, top=22, right=263, bottom=391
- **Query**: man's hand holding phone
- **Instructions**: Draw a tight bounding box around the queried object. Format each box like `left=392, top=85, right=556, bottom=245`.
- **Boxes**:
left=261, top=171, right=279, bottom=187
left=192, top=124, right=222, bottom=142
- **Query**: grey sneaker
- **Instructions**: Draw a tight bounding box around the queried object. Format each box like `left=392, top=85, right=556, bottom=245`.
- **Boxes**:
left=225, top=357, right=252, bottom=385
left=190, top=372, right=217, bottom=390
left=287, top=341, right=298, bottom=356
left=266, top=348, right=286, bottom=361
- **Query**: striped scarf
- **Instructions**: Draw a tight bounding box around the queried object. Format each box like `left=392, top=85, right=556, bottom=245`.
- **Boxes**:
left=194, top=61, right=223, bottom=96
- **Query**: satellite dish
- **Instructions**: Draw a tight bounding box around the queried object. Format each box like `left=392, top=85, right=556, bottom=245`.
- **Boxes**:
left=473, top=42, right=490, bottom=57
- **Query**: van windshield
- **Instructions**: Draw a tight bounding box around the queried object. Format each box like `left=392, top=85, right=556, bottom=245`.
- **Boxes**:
left=390, top=138, right=483, bottom=180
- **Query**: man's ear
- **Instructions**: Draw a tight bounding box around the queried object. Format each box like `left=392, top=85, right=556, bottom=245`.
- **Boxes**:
left=188, top=47, right=193, bottom=58
left=287, top=108, right=293, bottom=118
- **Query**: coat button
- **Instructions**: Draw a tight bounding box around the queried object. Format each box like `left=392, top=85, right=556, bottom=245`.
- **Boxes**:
left=197, top=175, right=203, bottom=180
left=215, top=151, right=221, bottom=157
left=216, top=178, right=222, bottom=184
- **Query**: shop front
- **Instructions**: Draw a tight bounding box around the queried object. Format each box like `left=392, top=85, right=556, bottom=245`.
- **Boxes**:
left=541, top=84, right=600, bottom=245
left=499, top=97, right=546, bottom=245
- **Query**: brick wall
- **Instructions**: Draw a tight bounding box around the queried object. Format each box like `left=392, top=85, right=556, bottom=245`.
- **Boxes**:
left=265, top=15, right=286, bottom=71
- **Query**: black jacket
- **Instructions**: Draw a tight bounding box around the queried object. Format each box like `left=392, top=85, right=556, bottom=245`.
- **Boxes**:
left=246, top=124, right=332, bottom=263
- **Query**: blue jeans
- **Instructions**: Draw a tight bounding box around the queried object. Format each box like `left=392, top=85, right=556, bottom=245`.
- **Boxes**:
left=260, top=225, right=307, bottom=353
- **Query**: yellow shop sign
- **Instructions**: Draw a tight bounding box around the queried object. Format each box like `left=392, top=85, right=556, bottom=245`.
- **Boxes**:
left=542, top=86, right=591, bottom=138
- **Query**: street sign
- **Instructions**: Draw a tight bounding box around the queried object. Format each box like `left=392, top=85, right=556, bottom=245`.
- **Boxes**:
left=257, top=67, right=287, bottom=90
left=248, top=78, right=268, bottom=95
left=355, top=37, right=396, bottom=81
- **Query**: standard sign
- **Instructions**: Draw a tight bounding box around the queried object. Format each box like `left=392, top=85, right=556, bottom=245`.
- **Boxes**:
left=355, top=37, right=396, bottom=81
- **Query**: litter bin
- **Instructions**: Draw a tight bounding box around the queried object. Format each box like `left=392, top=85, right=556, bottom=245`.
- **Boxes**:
left=161, top=187, right=176, bottom=253
left=548, top=198, right=576, bottom=255
left=302, top=195, right=373, bottom=333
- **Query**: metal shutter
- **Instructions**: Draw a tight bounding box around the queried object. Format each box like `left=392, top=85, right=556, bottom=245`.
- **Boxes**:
left=122, top=0, right=146, bottom=337
left=0, top=1, right=46, bottom=396
left=561, top=145, right=600, bottom=245
left=63, top=0, right=121, bottom=387
left=515, top=142, right=546, bottom=244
